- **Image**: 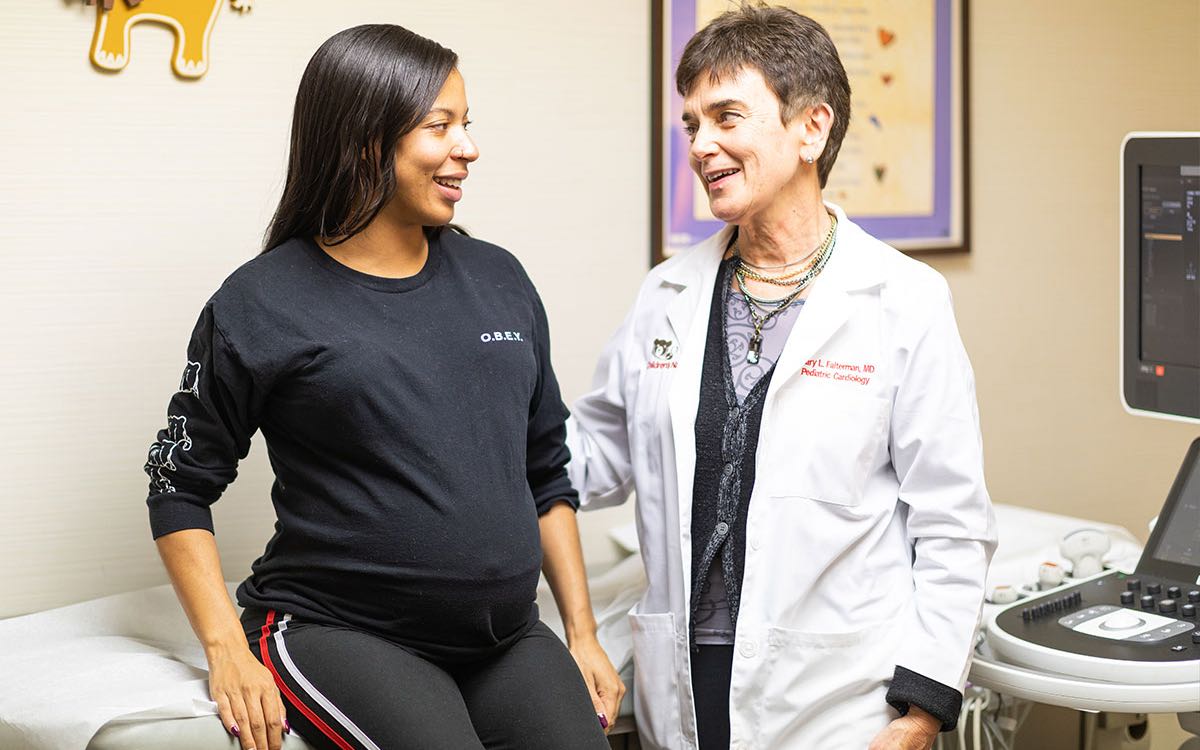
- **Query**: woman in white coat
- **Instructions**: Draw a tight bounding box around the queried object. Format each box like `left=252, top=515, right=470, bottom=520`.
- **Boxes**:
left=569, top=7, right=996, bottom=750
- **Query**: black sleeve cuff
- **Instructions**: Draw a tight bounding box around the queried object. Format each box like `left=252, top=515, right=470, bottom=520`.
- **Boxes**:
left=147, top=494, right=216, bottom=539
left=535, top=495, right=580, bottom=516
left=886, top=665, right=962, bottom=732
left=531, top=464, right=580, bottom=515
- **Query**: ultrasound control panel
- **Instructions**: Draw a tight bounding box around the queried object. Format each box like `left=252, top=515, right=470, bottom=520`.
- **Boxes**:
left=1062, top=605, right=1189, bottom=643
left=993, top=572, right=1199, bottom=675
left=987, top=439, right=1200, bottom=684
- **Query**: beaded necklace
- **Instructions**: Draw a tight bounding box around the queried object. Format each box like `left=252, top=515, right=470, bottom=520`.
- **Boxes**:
left=735, top=214, right=837, bottom=285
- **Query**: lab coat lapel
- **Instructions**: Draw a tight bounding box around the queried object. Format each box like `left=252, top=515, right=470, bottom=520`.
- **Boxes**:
left=660, top=228, right=730, bottom=604
left=660, top=227, right=730, bottom=344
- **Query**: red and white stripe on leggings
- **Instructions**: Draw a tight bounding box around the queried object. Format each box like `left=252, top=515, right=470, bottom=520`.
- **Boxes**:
left=258, top=610, right=382, bottom=750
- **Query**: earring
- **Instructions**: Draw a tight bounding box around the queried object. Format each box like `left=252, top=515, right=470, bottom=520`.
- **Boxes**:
left=805, top=155, right=815, bottom=164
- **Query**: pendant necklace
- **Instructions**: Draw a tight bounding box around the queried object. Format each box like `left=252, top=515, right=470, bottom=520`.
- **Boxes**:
left=734, top=215, right=837, bottom=364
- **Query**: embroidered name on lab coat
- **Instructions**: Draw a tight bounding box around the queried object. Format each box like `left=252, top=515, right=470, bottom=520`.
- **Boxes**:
left=801, top=358, right=875, bottom=385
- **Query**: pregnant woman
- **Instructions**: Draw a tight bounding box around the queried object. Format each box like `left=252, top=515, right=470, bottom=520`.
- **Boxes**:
left=144, top=23, right=620, bottom=750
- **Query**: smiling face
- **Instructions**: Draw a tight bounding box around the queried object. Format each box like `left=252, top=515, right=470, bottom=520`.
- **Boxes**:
left=682, top=66, right=809, bottom=226
left=387, top=68, right=479, bottom=227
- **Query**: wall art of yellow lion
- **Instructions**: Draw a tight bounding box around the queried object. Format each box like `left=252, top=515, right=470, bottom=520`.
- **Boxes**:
left=85, top=0, right=252, bottom=79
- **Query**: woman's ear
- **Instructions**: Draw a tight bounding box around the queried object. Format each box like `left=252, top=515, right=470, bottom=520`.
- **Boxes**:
left=801, top=102, right=835, bottom=161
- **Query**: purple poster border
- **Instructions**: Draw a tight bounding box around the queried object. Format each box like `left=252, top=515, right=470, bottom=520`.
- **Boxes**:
left=663, top=0, right=959, bottom=254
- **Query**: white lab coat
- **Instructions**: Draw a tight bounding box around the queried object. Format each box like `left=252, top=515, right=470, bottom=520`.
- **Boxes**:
left=568, top=204, right=998, bottom=750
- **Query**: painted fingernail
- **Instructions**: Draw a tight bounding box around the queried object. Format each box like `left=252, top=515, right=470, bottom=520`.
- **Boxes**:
left=284, top=718, right=292, bottom=734
left=229, top=723, right=240, bottom=737
left=598, top=713, right=609, bottom=729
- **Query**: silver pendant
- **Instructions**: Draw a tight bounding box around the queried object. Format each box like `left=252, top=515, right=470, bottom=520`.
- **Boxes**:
left=747, top=335, right=761, bottom=364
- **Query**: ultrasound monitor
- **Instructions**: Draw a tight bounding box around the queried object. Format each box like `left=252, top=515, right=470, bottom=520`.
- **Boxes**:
left=1138, top=437, right=1200, bottom=584
left=1120, top=132, right=1200, bottom=423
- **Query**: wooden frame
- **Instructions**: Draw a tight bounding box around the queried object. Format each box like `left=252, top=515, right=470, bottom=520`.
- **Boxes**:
left=652, top=0, right=970, bottom=264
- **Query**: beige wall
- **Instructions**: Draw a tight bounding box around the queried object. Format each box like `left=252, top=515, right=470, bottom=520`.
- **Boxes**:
left=928, top=1, right=1200, bottom=543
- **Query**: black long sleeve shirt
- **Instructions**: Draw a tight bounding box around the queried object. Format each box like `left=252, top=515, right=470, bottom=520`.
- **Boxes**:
left=145, top=229, right=577, bottom=663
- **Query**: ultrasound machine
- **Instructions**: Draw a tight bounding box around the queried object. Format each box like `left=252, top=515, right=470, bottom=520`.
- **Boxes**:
left=967, top=133, right=1200, bottom=750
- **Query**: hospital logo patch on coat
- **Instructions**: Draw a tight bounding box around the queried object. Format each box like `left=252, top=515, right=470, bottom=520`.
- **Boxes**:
left=647, top=338, right=678, bottom=369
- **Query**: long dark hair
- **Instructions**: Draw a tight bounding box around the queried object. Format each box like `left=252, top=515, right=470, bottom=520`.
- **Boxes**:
left=263, top=25, right=458, bottom=253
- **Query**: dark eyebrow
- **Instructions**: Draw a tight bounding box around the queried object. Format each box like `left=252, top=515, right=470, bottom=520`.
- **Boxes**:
left=426, top=107, right=469, bottom=119
left=681, top=98, right=748, bottom=124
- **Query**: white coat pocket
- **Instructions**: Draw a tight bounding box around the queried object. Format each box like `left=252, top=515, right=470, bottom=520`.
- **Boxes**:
left=762, top=390, right=888, bottom=506
left=754, top=625, right=895, bottom=748
left=628, top=611, right=685, bottom=750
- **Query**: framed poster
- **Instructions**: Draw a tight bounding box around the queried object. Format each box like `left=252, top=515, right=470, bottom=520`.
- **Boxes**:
left=651, top=0, right=969, bottom=263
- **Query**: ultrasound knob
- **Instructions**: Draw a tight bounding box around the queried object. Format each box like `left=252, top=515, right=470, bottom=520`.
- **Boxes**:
left=1126, top=578, right=1142, bottom=591
left=1193, top=631, right=1200, bottom=645
left=989, top=585, right=1019, bottom=605
left=1159, top=599, right=1178, bottom=614
left=1141, top=595, right=1156, bottom=609
left=1168, top=586, right=1182, bottom=599
left=1182, top=603, right=1196, bottom=618
left=1147, top=583, right=1162, bottom=595
left=1038, top=562, right=1065, bottom=589
left=1100, top=611, right=1144, bottom=630
left=1120, top=591, right=1135, bottom=606
left=1188, top=590, right=1200, bottom=603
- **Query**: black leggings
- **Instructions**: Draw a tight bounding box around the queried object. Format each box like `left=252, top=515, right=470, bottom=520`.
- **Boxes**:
left=690, top=645, right=734, bottom=750
left=242, top=608, right=609, bottom=750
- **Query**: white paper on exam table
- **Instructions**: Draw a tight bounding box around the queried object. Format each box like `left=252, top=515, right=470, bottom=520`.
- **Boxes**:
left=0, top=582, right=238, bottom=750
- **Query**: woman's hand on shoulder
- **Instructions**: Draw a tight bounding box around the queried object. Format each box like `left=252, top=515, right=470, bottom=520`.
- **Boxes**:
left=568, top=633, right=626, bottom=735
left=867, top=704, right=941, bottom=750
left=207, top=642, right=289, bottom=750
